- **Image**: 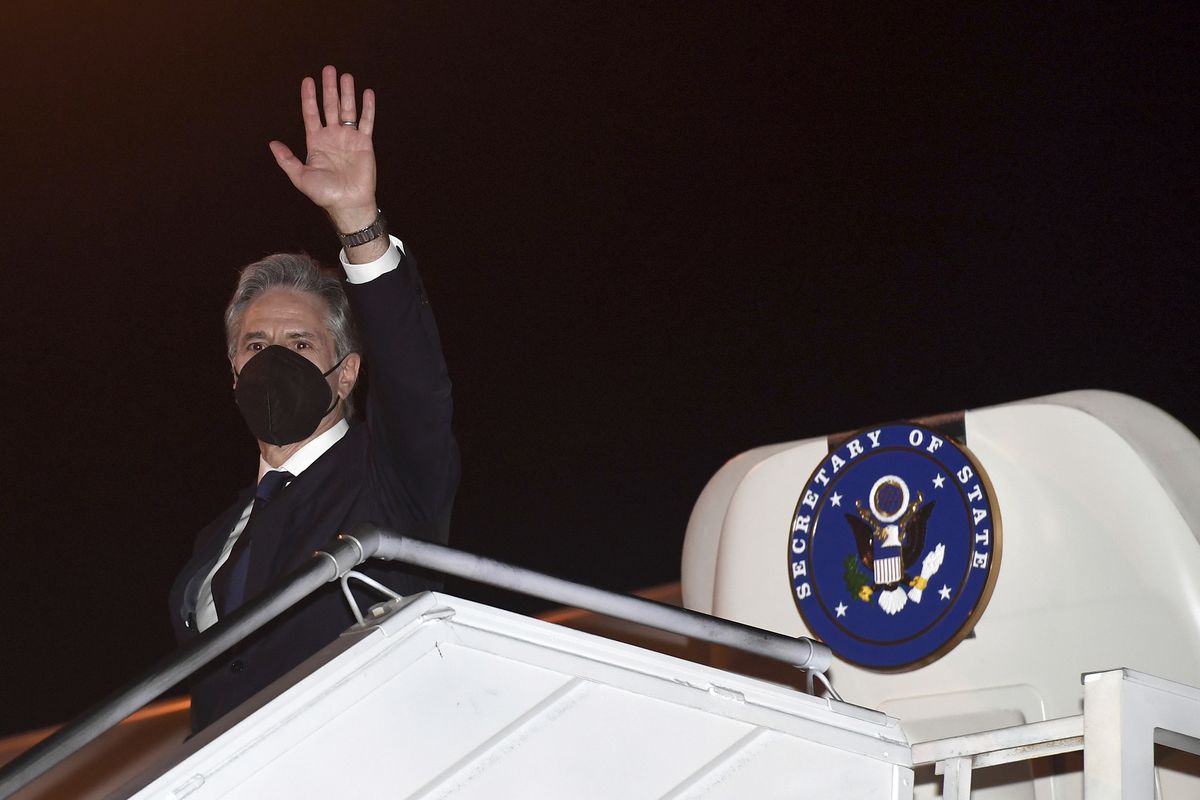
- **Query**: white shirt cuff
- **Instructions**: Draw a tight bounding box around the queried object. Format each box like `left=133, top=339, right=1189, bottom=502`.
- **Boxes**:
left=340, top=235, right=406, bottom=284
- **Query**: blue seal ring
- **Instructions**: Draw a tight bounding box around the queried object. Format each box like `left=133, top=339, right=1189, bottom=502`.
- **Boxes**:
left=787, top=423, right=1002, bottom=671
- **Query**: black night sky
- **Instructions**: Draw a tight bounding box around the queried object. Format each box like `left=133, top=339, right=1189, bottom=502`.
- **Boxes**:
left=1, top=3, right=1196, bottom=737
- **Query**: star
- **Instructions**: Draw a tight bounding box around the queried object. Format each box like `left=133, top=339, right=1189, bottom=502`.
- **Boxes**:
left=938, top=584, right=952, bottom=601
left=835, top=602, right=848, bottom=618
left=830, top=492, right=843, bottom=507
left=932, top=474, right=945, bottom=489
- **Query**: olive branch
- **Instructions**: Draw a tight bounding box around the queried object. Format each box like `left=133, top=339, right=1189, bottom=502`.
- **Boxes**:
left=843, top=554, right=869, bottom=599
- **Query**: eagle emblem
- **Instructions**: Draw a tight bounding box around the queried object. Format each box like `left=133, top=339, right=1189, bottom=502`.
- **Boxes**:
left=787, top=423, right=1002, bottom=670
left=843, top=475, right=944, bottom=615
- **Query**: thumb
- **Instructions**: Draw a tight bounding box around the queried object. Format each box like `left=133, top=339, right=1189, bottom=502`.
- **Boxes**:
left=268, top=140, right=305, bottom=187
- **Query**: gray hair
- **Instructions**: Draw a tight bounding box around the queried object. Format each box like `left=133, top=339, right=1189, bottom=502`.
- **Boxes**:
left=225, top=252, right=361, bottom=411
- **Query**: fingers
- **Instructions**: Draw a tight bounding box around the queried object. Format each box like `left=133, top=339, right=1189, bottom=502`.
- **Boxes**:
left=305, top=66, right=370, bottom=130
left=339, top=72, right=357, bottom=124
left=321, top=65, right=340, bottom=127
left=359, top=88, right=375, bottom=137
left=268, top=140, right=304, bottom=187
left=300, top=77, right=321, bottom=135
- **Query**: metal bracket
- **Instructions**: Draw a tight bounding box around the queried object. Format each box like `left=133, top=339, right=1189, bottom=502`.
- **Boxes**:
left=339, top=570, right=403, bottom=625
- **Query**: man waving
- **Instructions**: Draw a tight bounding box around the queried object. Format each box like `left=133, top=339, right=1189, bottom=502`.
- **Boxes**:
left=169, top=66, right=459, bottom=732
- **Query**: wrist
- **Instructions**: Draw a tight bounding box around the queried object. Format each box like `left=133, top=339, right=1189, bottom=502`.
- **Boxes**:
left=327, top=203, right=380, bottom=235
left=344, top=236, right=391, bottom=264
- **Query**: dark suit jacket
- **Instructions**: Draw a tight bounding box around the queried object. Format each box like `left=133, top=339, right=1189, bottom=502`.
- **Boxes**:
left=168, top=246, right=459, bottom=731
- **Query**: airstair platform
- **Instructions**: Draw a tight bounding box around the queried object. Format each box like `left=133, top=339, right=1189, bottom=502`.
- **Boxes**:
left=115, top=592, right=912, bottom=800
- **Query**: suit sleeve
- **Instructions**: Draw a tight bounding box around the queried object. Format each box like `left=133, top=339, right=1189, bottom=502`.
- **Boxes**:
left=344, top=244, right=460, bottom=530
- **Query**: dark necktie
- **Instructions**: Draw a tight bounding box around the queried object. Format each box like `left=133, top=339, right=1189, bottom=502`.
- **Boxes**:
left=213, top=470, right=294, bottom=618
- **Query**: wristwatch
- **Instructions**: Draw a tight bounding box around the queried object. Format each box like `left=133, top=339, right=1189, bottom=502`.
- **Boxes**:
left=337, top=209, right=388, bottom=249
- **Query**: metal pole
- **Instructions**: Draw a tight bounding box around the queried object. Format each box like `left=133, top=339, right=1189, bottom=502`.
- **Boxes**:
left=352, top=523, right=833, bottom=672
left=0, top=526, right=834, bottom=797
left=0, top=537, right=367, bottom=799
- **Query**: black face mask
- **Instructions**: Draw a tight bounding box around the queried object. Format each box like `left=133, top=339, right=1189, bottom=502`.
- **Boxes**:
left=234, top=345, right=346, bottom=446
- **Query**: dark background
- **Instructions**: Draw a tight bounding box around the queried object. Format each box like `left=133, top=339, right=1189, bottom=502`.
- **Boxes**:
left=1, top=3, right=1195, bottom=736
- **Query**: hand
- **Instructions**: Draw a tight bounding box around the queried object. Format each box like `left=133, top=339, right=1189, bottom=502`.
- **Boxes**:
left=269, top=66, right=379, bottom=233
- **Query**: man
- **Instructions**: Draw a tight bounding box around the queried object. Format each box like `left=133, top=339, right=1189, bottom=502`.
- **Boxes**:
left=168, top=66, right=459, bottom=732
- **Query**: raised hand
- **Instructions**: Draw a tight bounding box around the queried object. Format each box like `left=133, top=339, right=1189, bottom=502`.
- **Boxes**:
left=269, top=66, right=379, bottom=235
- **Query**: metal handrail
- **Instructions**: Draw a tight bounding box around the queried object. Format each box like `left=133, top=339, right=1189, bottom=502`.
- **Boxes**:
left=352, top=523, right=832, bottom=674
left=0, top=523, right=832, bottom=797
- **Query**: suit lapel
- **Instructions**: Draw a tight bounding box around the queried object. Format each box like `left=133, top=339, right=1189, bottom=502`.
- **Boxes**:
left=172, top=485, right=255, bottom=627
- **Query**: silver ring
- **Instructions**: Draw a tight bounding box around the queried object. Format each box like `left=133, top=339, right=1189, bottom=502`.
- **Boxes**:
left=340, top=119, right=358, bottom=128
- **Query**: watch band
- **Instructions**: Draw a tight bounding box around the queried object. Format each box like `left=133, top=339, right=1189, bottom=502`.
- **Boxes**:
left=337, top=209, right=388, bottom=249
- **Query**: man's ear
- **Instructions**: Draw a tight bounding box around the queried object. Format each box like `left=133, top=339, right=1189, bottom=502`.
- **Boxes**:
left=335, top=352, right=362, bottom=399
left=230, top=358, right=239, bottom=389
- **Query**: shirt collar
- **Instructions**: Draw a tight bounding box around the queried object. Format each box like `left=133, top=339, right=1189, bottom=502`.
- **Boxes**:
left=257, top=418, right=350, bottom=484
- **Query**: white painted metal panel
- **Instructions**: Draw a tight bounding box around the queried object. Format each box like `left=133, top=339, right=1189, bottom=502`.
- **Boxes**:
left=664, top=728, right=911, bottom=799
left=116, top=593, right=912, bottom=800
left=417, top=678, right=751, bottom=799
left=224, top=645, right=578, bottom=799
